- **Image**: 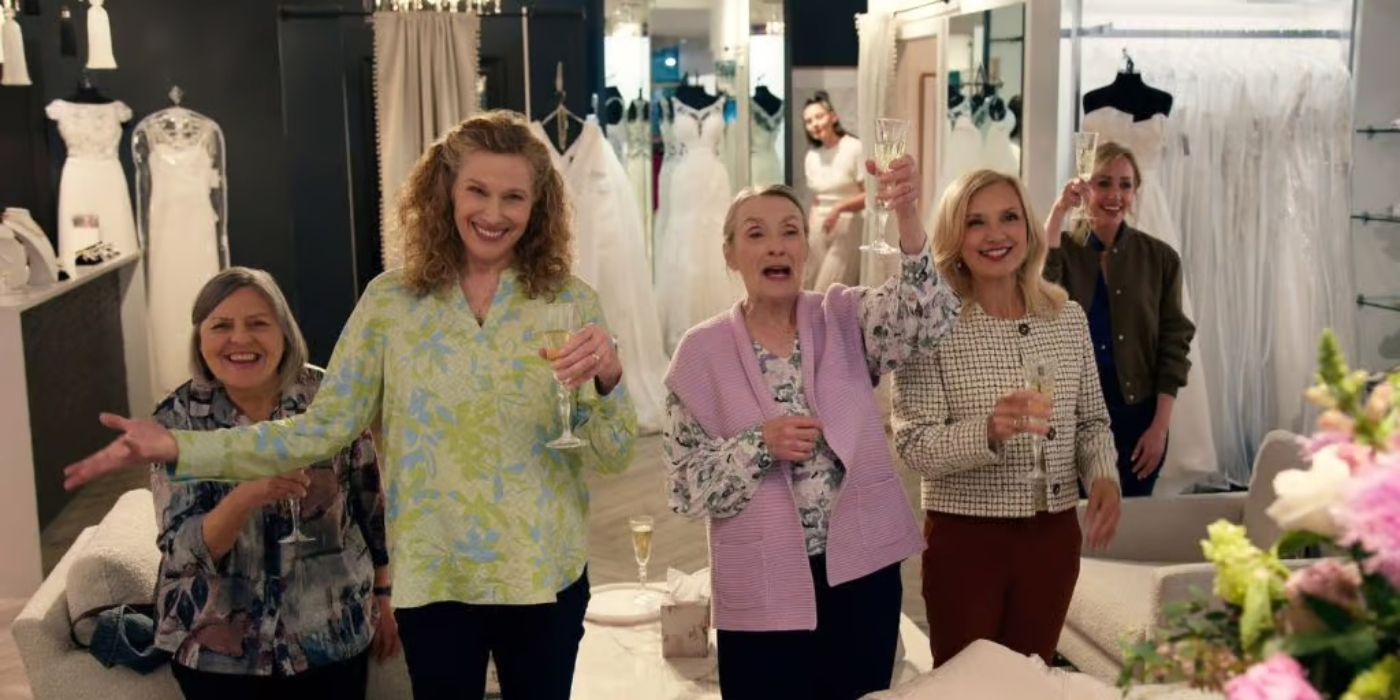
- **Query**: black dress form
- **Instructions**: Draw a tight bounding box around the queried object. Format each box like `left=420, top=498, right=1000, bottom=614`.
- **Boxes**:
left=1082, top=71, right=1173, bottom=122
left=674, top=84, right=721, bottom=112
left=602, top=86, right=625, bottom=126
left=753, top=85, right=783, bottom=119
left=67, top=73, right=113, bottom=104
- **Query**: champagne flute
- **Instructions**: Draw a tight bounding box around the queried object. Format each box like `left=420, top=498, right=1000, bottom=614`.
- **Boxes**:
left=542, top=303, right=588, bottom=450
left=629, top=515, right=661, bottom=607
left=860, top=117, right=911, bottom=257
left=278, top=471, right=314, bottom=545
left=1072, top=131, right=1099, bottom=227
left=1021, top=356, right=1056, bottom=484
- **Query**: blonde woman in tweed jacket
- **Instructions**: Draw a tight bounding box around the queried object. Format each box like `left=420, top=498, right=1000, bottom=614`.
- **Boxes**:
left=892, top=169, right=1122, bottom=668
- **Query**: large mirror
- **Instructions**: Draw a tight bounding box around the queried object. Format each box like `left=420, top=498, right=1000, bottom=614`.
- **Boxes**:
left=939, top=4, right=1025, bottom=190
left=748, top=0, right=787, bottom=187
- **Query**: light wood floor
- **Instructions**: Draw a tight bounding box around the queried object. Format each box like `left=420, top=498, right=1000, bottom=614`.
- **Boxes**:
left=2, top=434, right=929, bottom=699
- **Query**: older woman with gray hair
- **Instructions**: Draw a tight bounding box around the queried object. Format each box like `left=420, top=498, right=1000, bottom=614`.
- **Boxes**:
left=149, top=267, right=398, bottom=699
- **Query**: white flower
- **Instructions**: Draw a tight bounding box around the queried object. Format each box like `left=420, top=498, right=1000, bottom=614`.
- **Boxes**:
left=1265, top=446, right=1354, bottom=537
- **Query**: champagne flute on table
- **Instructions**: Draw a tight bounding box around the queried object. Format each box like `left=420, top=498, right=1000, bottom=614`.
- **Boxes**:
left=542, top=303, right=588, bottom=450
left=1071, top=131, right=1099, bottom=227
left=1021, top=356, right=1056, bottom=484
left=629, top=515, right=661, bottom=608
left=860, top=117, right=912, bottom=256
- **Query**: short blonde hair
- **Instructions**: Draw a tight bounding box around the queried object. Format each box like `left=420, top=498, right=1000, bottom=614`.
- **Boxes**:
left=189, top=267, right=308, bottom=393
left=1070, top=141, right=1143, bottom=244
left=398, top=110, right=572, bottom=300
left=931, top=169, right=1066, bottom=319
left=722, top=184, right=809, bottom=246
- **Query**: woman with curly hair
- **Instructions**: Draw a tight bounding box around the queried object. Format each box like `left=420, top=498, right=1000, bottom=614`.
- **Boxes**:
left=62, top=110, right=638, bottom=700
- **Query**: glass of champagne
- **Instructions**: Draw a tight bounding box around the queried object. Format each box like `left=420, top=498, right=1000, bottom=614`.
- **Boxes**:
left=278, top=470, right=315, bottom=545
left=629, top=515, right=661, bottom=607
left=860, top=117, right=912, bottom=256
left=1022, top=356, right=1056, bottom=483
left=542, top=303, right=588, bottom=450
left=1072, top=131, right=1099, bottom=227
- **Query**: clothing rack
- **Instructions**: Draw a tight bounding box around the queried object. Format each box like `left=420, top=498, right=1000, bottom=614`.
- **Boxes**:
left=277, top=5, right=584, bottom=20
left=1063, top=24, right=1349, bottom=40
left=1358, top=295, right=1400, bottom=314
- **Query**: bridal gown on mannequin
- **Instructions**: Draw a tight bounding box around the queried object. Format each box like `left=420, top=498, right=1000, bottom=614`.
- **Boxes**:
left=531, top=118, right=671, bottom=432
left=751, top=106, right=783, bottom=186
left=1082, top=106, right=1218, bottom=485
left=47, top=99, right=139, bottom=274
left=146, top=124, right=223, bottom=392
left=656, top=98, right=740, bottom=351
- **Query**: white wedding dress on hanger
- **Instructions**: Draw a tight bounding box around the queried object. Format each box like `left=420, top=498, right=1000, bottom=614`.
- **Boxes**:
left=751, top=106, right=783, bottom=186
left=46, top=99, right=139, bottom=274
left=1082, top=106, right=1218, bottom=486
left=144, top=120, right=224, bottom=392
left=532, top=118, right=671, bottom=432
left=656, top=97, right=741, bottom=351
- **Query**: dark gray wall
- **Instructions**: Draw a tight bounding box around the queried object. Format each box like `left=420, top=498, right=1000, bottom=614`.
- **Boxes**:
left=1, top=0, right=602, bottom=366
left=791, top=0, right=866, bottom=67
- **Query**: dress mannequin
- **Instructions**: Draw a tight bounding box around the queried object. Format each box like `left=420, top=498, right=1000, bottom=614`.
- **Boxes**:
left=86, top=0, right=117, bottom=70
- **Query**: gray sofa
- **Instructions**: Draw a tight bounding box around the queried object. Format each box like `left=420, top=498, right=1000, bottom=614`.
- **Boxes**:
left=11, top=489, right=413, bottom=699
left=1058, top=430, right=1308, bottom=680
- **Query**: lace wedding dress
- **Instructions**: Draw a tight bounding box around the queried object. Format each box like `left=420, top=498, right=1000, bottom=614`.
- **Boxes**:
left=655, top=98, right=742, bottom=351
left=46, top=99, right=139, bottom=274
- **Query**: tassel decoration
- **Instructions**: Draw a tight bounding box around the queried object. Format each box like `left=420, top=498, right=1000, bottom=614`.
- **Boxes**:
left=86, top=0, right=116, bottom=70
left=1, top=7, right=32, bottom=86
left=59, top=6, right=76, bottom=57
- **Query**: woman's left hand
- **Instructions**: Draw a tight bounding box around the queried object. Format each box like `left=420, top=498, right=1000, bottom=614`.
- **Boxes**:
left=1083, top=478, right=1121, bottom=550
left=541, top=323, right=622, bottom=393
left=1131, top=424, right=1169, bottom=480
left=371, top=595, right=401, bottom=662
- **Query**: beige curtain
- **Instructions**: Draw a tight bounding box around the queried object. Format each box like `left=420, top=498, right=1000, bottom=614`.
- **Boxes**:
left=373, top=11, right=480, bottom=269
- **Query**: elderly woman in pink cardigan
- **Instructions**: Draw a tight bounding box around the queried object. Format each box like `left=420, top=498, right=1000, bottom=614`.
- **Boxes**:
left=663, top=158, right=961, bottom=699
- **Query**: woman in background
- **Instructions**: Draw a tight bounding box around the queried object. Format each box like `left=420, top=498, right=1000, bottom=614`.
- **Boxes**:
left=1043, top=142, right=1196, bottom=497
left=801, top=91, right=866, bottom=291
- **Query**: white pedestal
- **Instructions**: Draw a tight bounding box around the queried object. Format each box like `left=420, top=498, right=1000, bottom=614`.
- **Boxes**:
left=0, top=253, right=152, bottom=597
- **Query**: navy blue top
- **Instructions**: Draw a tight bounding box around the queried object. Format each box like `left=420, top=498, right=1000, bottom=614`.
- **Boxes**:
left=1085, top=232, right=1117, bottom=372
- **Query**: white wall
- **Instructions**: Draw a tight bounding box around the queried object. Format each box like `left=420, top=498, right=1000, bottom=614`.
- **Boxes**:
left=1351, top=0, right=1400, bottom=371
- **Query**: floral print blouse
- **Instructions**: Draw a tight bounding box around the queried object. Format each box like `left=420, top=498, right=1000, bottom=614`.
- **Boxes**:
left=665, top=253, right=960, bottom=555
left=150, top=366, right=386, bottom=676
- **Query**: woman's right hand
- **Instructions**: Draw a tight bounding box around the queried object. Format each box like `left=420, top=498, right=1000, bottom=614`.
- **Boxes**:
left=761, top=416, right=823, bottom=463
left=229, top=472, right=311, bottom=512
left=1052, top=178, right=1088, bottom=216
left=63, top=412, right=179, bottom=491
left=986, top=390, right=1052, bottom=446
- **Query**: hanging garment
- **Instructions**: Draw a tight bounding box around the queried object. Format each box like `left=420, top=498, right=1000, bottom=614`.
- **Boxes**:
left=1082, top=106, right=1217, bottom=485
left=1, top=10, right=33, bottom=86
left=750, top=105, right=784, bottom=187
left=656, top=97, right=741, bottom=352
left=624, top=116, right=652, bottom=262
left=47, top=99, right=139, bottom=274
left=652, top=115, right=680, bottom=281
left=939, top=112, right=982, bottom=191
left=146, top=123, right=223, bottom=392
left=85, top=0, right=116, bottom=69
left=803, top=133, right=865, bottom=291
left=531, top=118, right=671, bottom=432
left=979, top=111, right=1019, bottom=176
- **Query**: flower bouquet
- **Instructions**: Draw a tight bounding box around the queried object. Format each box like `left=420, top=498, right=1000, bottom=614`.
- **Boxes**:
left=1121, top=331, right=1400, bottom=699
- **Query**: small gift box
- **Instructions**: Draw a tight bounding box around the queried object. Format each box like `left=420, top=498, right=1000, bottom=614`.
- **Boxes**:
left=660, top=567, right=711, bottom=659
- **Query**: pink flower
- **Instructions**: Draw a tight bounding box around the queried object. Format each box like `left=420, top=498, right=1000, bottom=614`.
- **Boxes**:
left=1282, top=561, right=1364, bottom=633
left=1335, top=465, right=1400, bottom=587
left=1299, top=431, right=1352, bottom=459
left=1226, top=655, right=1322, bottom=700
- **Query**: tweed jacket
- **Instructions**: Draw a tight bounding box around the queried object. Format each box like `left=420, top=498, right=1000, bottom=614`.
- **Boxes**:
left=892, top=302, right=1119, bottom=517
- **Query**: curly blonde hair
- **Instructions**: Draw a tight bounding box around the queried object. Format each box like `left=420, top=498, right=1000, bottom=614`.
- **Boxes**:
left=932, top=169, right=1067, bottom=319
left=397, top=110, right=572, bottom=299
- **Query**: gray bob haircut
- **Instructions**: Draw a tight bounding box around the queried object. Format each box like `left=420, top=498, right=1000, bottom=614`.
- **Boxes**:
left=188, top=266, right=308, bottom=393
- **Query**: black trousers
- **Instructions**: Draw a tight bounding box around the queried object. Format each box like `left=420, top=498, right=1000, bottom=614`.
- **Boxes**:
left=716, top=556, right=902, bottom=700
left=1102, top=367, right=1165, bottom=498
left=171, top=649, right=368, bottom=700
left=395, top=569, right=590, bottom=700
